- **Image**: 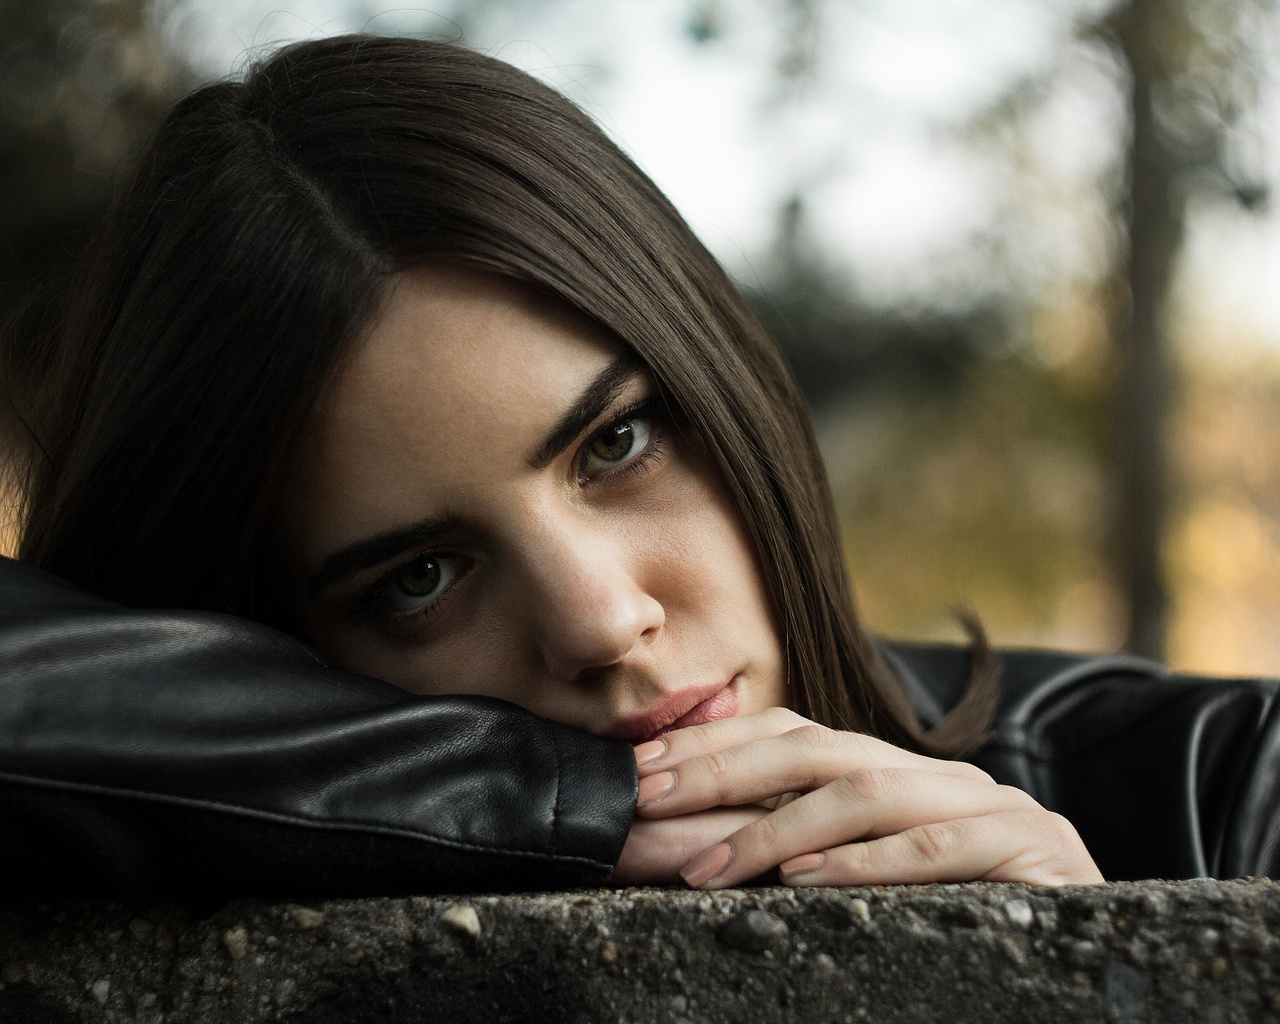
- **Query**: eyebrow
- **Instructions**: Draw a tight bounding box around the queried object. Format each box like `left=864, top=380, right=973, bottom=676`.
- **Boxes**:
left=308, top=514, right=461, bottom=593
left=307, top=351, right=646, bottom=594
left=529, top=351, right=645, bottom=469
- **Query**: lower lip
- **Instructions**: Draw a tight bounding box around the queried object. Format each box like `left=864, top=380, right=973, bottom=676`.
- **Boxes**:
left=646, top=677, right=740, bottom=743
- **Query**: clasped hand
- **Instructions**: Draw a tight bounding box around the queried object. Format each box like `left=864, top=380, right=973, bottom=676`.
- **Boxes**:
left=611, top=707, right=1103, bottom=888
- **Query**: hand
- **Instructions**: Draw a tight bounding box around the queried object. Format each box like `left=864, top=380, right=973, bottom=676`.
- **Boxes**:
left=628, top=707, right=1104, bottom=889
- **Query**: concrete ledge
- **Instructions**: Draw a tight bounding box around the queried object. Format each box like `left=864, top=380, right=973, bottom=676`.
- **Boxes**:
left=2, top=879, right=1278, bottom=1023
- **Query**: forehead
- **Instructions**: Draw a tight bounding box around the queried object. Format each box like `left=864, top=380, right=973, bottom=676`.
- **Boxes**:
left=283, top=266, right=622, bottom=555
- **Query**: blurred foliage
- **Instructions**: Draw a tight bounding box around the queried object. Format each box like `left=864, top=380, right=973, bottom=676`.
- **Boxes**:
left=830, top=356, right=1115, bottom=645
left=1167, top=349, right=1280, bottom=673
left=742, top=0, right=1279, bottom=665
left=750, top=197, right=1009, bottom=407
left=759, top=266, right=1122, bottom=651
left=0, top=0, right=190, bottom=338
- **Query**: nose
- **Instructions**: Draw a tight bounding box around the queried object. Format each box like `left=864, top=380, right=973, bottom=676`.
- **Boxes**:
left=517, top=517, right=664, bottom=683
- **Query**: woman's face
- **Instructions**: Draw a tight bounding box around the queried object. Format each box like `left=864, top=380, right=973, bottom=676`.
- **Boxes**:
left=277, top=267, right=787, bottom=742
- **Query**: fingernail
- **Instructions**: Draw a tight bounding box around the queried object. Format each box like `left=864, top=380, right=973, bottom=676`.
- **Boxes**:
left=636, top=771, right=675, bottom=807
left=633, top=739, right=667, bottom=767
left=680, top=842, right=733, bottom=888
left=779, top=852, right=824, bottom=882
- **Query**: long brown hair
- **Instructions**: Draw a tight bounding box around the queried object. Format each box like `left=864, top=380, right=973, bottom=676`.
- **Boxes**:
left=8, top=35, right=993, bottom=756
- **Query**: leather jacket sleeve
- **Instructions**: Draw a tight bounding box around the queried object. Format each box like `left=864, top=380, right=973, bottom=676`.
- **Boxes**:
left=883, top=642, right=1280, bottom=881
left=7, top=549, right=1278, bottom=897
left=0, top=556, right=638, bottom=899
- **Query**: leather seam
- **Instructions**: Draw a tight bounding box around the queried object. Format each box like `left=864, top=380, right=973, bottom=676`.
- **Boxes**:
left=995, top=668, right=1186, bottom=755
left=0, top=770, right=613, bottom=871
left=1003, top=656, right=1169, bottom=735
left=1217, top=692, right=1280, bottom=875
left=991, top=679, right=1280, bottom=761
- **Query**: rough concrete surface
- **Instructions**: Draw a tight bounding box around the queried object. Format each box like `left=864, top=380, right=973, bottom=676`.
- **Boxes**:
left=2, top=879, right=1279, bottom=1023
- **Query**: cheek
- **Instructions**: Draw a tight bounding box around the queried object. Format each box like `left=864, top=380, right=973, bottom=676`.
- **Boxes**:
left=299, top=596, right=535, bottom=700
left=634, top=461, right=776, bottom=630
left=645, top=462, right=788, bottom=704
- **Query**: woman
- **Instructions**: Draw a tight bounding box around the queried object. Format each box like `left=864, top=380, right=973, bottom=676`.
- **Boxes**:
left=2, top=35, right=1267, bottom=897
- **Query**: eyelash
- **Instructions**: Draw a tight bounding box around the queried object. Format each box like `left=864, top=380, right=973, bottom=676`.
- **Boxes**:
left=357, top=396, right=672, bottom=637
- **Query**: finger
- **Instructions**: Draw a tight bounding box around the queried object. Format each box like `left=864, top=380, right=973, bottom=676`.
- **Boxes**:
left=635, top=708, right=976, bottom=780
left=678, top=770, right=1036, bottom=888
left=610, top=807, right=768, bottom=886
left=757, top=790, right=803, bottom=810
left=637, top=726, right=991, bottom=818
left=633, top=706, right=811, bottom=774
left=778, top=809, right=1105, bottom=888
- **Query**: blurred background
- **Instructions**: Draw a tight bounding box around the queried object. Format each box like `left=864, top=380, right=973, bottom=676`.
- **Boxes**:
left=4, top=0, right=1280, bottom=674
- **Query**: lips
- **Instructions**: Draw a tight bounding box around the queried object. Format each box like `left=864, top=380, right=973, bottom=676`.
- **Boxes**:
left=651, top=682, right=739, bottom=742
left=605, top=676, right=741, bottom=744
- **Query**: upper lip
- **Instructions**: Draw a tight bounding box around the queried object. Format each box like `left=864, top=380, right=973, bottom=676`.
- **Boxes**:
left=603, top=679, right=730, bottom=744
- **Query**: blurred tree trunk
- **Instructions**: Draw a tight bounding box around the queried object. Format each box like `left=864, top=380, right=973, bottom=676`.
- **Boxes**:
left=1107, top=0, right=1270, bottom=661
left=1113, top=0, right=1182, bottom=661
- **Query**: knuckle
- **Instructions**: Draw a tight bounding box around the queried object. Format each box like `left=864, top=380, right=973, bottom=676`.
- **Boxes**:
left=995, top=784, right=1038, bottom=808
left=837, top=766, right=897, bottom=802
left=823, top=841, right=875, bottom=882
left=683, top=722, right=717, bottom=750
left=748, top=812, right=783, bottom=852
left=1042, top=811, right=1083, bottom=846
left=954, top=762, right=996, bottom=785
left=788, top=723, right=836, bottom=754
left=909, top=821, right=960, bottom=865
left=846, top=840, right=875, bottom=876
left=705, top=749, right=734, bottom=781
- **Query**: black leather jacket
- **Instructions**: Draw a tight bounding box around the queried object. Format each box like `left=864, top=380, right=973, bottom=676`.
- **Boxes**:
left=2, top=555, right=1277, bottom=898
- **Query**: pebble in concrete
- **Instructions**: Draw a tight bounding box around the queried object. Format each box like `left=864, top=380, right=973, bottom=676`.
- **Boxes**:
left=440, top=905, right=481, bottom=940
left=718, top=909, right=789, bottom=953
left=1004, top=898, right=1034, bottom=928
left=288, top=907, right=324, bottom=931
left=222, top=925, right=248, bottom=961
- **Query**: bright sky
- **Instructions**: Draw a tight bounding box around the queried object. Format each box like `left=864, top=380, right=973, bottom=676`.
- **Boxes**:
left=167, top=0, right=1280, bottom=349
